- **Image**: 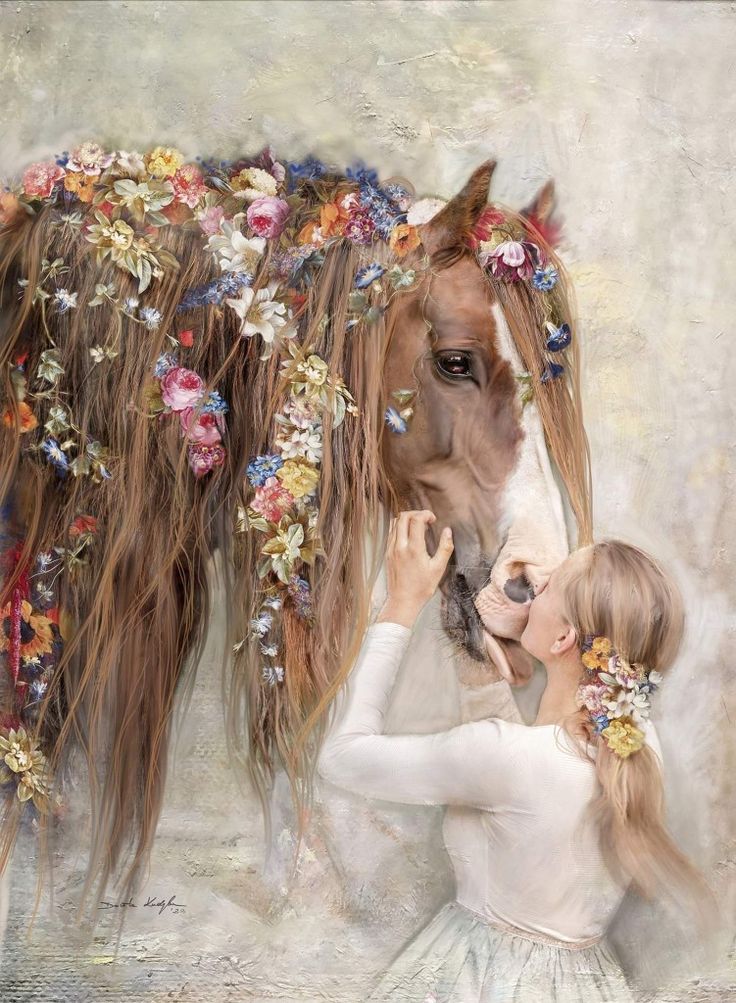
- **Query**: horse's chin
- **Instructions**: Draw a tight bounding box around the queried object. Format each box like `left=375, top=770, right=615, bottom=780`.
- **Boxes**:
left=440, top=590, right=534, bottom=686
left=480, top=631, right=535, bottom=687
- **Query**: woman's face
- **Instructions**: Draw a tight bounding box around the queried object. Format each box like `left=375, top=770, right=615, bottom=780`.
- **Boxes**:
left=521, top=552, right=582, bottom=663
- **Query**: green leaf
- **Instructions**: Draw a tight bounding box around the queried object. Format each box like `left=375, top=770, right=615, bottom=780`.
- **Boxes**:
left=70, top=455, right=91, bottom=477
left=137, top=258, right=153, bottom=293
left=348, top=291, right=368, bottom=314
left=36, top=349, right=64, bottom=384
left=44, top=405, right=70, bottom=436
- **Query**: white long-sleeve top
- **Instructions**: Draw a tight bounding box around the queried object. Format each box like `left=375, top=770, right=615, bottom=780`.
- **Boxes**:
left=318, top=621, right=663, bottom=945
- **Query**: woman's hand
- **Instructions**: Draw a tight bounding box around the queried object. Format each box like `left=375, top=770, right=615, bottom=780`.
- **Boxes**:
left=376, top=510, right=454, bottom=629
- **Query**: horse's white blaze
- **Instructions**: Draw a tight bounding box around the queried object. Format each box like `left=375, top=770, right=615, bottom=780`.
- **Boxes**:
left=475, top=303, right=570, bottom=636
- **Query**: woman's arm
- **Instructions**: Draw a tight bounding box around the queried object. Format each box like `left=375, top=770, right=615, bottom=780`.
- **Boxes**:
left=317, top=619, right=513, bottom=809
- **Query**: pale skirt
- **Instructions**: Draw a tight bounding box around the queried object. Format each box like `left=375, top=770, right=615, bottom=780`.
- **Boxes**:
left=367, top=901, right=637, bottom=1003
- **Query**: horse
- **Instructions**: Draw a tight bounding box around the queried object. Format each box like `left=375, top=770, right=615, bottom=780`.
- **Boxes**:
left=0, top=144, right=591, bottom=914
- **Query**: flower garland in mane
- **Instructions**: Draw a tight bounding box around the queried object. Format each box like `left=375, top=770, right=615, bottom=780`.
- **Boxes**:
left=0, top=141, right=580, bottom=902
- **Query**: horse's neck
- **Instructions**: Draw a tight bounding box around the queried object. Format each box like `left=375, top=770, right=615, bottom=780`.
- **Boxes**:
left=367, top=540, right=523, bottom=733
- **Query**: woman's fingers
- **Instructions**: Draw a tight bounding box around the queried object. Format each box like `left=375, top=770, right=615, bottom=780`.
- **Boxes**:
left=395, top=511, right=411, bottom=550
left=430, top=526, right=454, bottom=574
left=408, top=512, right=432, bottom=552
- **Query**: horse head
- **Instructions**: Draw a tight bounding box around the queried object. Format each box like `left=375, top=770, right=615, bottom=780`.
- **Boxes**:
left=382, top=163, right=589, bottom=684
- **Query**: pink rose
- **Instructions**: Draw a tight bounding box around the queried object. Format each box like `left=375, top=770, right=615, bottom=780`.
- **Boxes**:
left=160, top=367, right=205, bottom=411
left=577, top=682, right=609, bottom=718
left=171, top=165, right=208, bottom=209
left=251, top=476, right=295, bottom=522
left=197, top=205, right=226, bottom=236
left=22, top=161, right=66, bottom=199
left=246, top=196, right=291, bottom=239
left=179, top=407, right=223, bottom=446
left=188, top=443, right=226, bottom=478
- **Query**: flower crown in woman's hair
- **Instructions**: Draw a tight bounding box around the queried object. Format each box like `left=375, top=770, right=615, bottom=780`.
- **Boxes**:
left=577, top=635, right=663, bottom=758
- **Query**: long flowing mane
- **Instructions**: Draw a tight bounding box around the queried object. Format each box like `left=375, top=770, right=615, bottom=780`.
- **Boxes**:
left=0, top=148, right=591, bottom=909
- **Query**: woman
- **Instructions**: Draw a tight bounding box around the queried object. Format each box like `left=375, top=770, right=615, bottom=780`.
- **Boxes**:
left=318, top=510, right=710, bottom=1002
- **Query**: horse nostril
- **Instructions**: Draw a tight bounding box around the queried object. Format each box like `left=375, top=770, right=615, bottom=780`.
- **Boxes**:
left=504, top=573, right=535, bottom=604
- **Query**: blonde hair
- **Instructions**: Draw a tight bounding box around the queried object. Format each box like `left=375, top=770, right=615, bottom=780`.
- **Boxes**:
left=558, top=539, right=713, bottom=922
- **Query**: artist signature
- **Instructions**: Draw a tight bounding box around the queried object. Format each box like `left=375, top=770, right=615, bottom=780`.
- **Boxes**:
left=99, top=893, right=187, bottom=915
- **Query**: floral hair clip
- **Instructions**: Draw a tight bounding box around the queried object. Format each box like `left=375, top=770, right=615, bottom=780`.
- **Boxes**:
left=577, top=634, right=663, bottom=759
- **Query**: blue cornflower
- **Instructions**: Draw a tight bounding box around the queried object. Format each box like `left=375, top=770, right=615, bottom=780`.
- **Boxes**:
left=154, top=353, right=178, bottom=377
left=541, top=361, right=564, bottom=384
left=53, top=288, right=78, bottom=312
left=250, top=612, right=273, bottom=637
left=29, top=679, right=48, bottom=702
left=346, top=163, right=380, bottom=186
left=592, top=714, right=610, bottom=734
left=359, top=181, right=407, bottom=239
left=140, top=306, right=163, bottom=330
left=384, top=406, right=408, bottom=434
left=202, top=391, right=229, bottom=415
left=177, top=272, right=251, bottom=313
left=354, top=263, right=386, bottom=289
left=532, top=266, right=559, bottom=291
left=544, top=322, right=572, bottom=353
left=41, top=438, right=69, bottom=475
left=287, top=156, right=328, bottom=191
left=287, top=575, right=312, bottom=618
left=262, top=664, right=285, bottom=686
left=246, top=453, right=284, bottom=487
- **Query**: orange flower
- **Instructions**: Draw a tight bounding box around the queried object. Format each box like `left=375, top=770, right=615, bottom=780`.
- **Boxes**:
left=64, top=171, right=97, bottom=203
left=319, top=200, right=349, bottom=238
left=2, top=401, right=38, bottom=433
left=0, top=600, right=55, bottom=661
left=297, top=220, right=323, bottom=246
left=389, top=223, right=420, bottom=258
left=0, top=191, right=22, bottom=226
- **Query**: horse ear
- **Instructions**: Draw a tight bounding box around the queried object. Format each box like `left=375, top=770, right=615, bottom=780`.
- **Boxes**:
left=418, top=160, right=496, bottom=255
left=520, top=179, right=562, bottom=247
left=521, top=179, right=555, bottom=224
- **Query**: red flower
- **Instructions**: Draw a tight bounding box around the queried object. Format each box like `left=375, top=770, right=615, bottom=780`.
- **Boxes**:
left=160, top=366, right=205, bottom=411
left=251, top=476, right=295, bottom=522
left=178, top=329, right=194, bottom=348
left=22, top=161, right=65, bottom=199
left=467, top=206, right=507, bottom=250
left=70, top=515, right=98, bottom=538
left=179, top=408, right=223, bottom=446
left=188, top=443, right=226, bottom=478
left=246, top=196, right=291, bottom=239
left=171, top=165, right=208, bottom=209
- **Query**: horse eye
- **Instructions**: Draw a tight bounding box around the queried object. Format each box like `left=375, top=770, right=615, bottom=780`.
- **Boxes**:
left=435, top=351, right=473, bottom=379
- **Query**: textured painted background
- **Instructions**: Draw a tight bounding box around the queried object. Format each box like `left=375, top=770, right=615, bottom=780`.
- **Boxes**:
left=0, top=1, right=734, bottom=1000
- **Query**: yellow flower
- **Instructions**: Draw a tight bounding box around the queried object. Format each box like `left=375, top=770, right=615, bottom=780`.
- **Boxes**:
left=299, top=354, right=329, bottom=387
left=389, top=223, right=420, bottom=258
left=0, top=599, right=55, bottom=660
left=0, top=727, right=51, bottom=811
left=582, top=635, right=615, bottom=672
left=601, top=718, right=645, bottom=759
left=86, top=215, right=135, bottom=259
left=145, top=146, right=184, bottom=178
left=64, top=171, right=97, bottom=203
left=276, top=459, right=319, bottom=499
left=230, top=167, right=278, bottom=201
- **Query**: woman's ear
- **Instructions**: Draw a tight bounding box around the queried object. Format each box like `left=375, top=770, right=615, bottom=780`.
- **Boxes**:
left=550, top=623, right=578, bottom=657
